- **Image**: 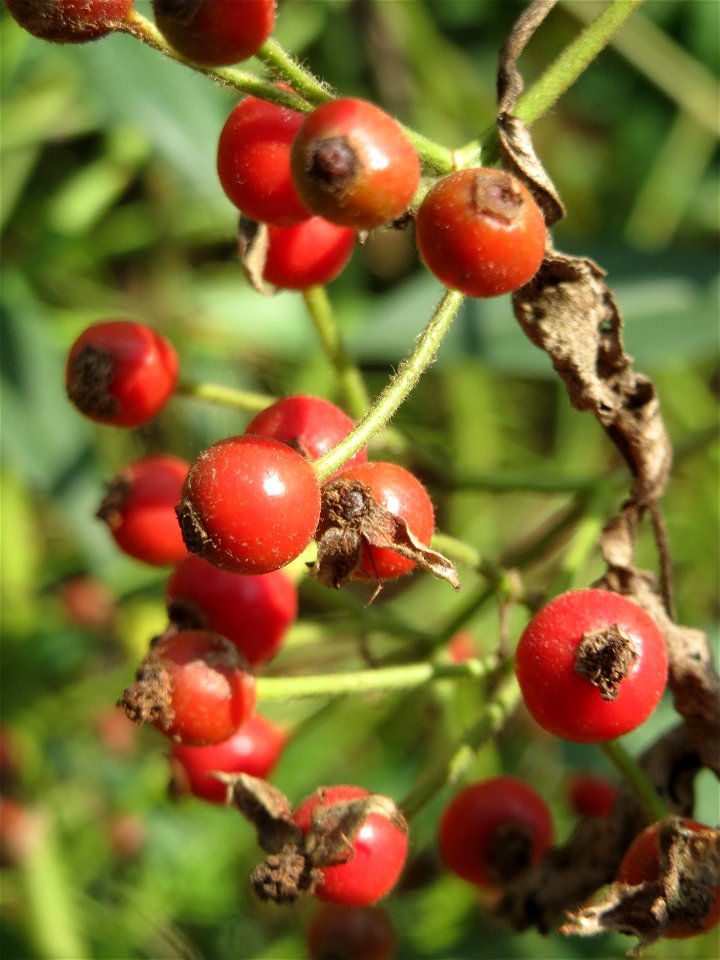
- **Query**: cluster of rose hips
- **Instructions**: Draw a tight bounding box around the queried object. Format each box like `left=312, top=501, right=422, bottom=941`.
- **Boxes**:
left=10, top=0, right=718, bottom=948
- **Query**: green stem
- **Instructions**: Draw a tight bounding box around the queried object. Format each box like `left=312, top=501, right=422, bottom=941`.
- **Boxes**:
left=301, top=286, right=370, bottom=420
left=515, top=0, right=645, bottom=127
left=461, top=0, right=645, bottom=165
left=177, top=379, right=273, bottom=413
left=256, top=655, right=496, bottom=701
left=401, top=678, right=520, bottom=819
left=314, top=288, right=465, bottom=480
left=601, top=739, right=670, bottom=822
left=255, top=38, right=333, bottom=104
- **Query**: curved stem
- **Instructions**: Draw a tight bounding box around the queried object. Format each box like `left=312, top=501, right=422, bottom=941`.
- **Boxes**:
left=401, top=678, right=520, bottom=819
left=314, top=288, right=465, bottom=480
left=601, top=739, right=670, bottom=822
left=255, top=38, right=333, bottom=104
left=514, top=0, right=645, bottom=127
left=458, top=0, right=645, bottom=166
left=301, top=286, right=370, bottom=420
left=177, top=379, right=274, bottom=412
left=255, top=655, right=496, bottom=702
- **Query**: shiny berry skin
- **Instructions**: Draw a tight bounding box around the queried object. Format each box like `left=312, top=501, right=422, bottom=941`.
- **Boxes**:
left=618, top=820, right=720, bottom=939
left=5, top=0, right=133, bottom=42
left=217, top=93, right=309, bottom=225
left=262, top=217, right=355, bottom=289
left=567, top=772, right=617, bottom=818
left=415, top=168, right=546, bottom=297
left=515, top=589, right=668, bottom=743
left=66, top=320, right=178, bottom=427
left=170, top=713, right=286, bottom=804
left=291, top=98, right=421, bottom=230
left=152, top=0, right=275, bottom=67
left=438, top=776, right=554, bottom=888
left=166, top=554, right=297, bottom=666
left=120, top=629, right=256, bottom=745
left=307, top=904, right=396, bottom=960
left=97, top=455, right=189, bottom=566
left=245, top=395, right=366, bottom=471
left=176, top=435, right=321, bottom=574
left=293, top=786, right=408, bottom=906
left=338, top=461, right=434, bottom=580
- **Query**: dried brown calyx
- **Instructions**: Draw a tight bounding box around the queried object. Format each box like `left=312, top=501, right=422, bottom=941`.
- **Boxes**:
left=96, top=472, right=133, bottom=530
left=119, top=654, right=174, bottom=731
left=220, top=774, right=408, bottom=905
left=574, top=623, right=638, bottom=701
left=487, top=821, right=536, bottom=885
left=67, top=344, right=118, bottom=420
left=311, top=477, right=459, bottom=595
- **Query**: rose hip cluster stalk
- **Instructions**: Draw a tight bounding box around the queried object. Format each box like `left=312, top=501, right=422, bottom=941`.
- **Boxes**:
left=9, top=0, right=712, bottom=952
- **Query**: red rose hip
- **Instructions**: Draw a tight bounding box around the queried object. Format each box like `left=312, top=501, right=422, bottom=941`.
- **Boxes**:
left=176, top=435, right=321, bottom=574
left=439, top=776, right=554, bottom=888
left=291, top=98, right=421, bottom=230
left=120, top=629, right=256, bottom=745
left=245, top=394, right=366, bottom=469
left=166, top=554, right=297, bottom=666
left=217, top=93, right=309, bottom=225
left=261, top=218, right=355, bottom=289
left=170, top=713, right=287, bottom=803
left=66, top=319, right=178, bottom=427
left=416, top=167, right=546, bottom=297
left=515, top=589, right=668, bottom=743
left=293, top=786, right=408, bottom=906
left=97, top=455, right=189, bottom=566
left=153, top=0, right=276, bottom=66
left=5, top=0, right=133, bottom=42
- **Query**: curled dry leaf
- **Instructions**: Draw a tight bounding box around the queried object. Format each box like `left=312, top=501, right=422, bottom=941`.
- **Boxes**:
left=237, top=216, right=273, bottom=295
left=311, top=477, right=460, bottom=593
left=219, top=771, right=302, bottom=853
left=304, top=792, right=409, bottom=868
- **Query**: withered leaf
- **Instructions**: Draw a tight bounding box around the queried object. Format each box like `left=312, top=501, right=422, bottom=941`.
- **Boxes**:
left=217, top=772, right=302, bottom=853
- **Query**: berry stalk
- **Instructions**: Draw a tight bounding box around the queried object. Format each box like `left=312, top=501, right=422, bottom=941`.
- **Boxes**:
left=255, top=655, right=497, bottom=702
left=600, top=738, right=670, bottom=822
left=401, top=677, right=520, bottom=820
left=313, top=288, right=465, bottom=481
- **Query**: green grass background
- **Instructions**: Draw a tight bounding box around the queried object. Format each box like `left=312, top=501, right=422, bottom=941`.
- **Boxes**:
left=1, top=1, right=718, bottom=958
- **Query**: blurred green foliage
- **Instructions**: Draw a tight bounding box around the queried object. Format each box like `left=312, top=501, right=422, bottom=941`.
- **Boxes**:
left=1, top=1, right=718, bottom=958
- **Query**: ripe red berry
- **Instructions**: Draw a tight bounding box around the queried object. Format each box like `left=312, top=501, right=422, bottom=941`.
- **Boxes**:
left=515, top=589, right=668, bottom=743
left=293, top=786, right=409, bottom=906
left=307, top=904, right=396, bottom=960
left=415, top=167, right=546, bottom=297
left=438, top=776, right=554, bottom=888
left=567, top=772, right=618, bottom=818
left=170, top=713, right=287, bottom=804
left=152, top=0, right=275, bottom=67
left=618, top=819, right=720, bottom=939
left=176, top=435, right=321, bottom=574
left=262, top=217, right=355, bottom=289
left=120, top=629, right=256, bottom=745
left=217, top=93, right=309, bottom=225
left=166, top=554, right=297, bottom=666
left=66, top=320, right=178, bottom=428
left=97, top=455, right=189, bottom=566
left=5, top=0, right=133, bottom=42
left=291, top=98, right=421, bottom=230
left=338, top=461, right=435, bottom=580
left=245, top=395, right=366, bottom=470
